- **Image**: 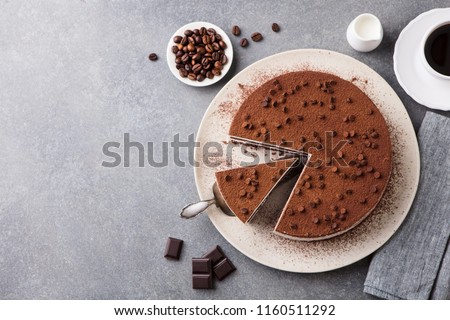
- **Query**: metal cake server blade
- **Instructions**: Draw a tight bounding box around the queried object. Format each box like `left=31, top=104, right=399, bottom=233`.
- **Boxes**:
left=179, top=182, right=235, bottom=219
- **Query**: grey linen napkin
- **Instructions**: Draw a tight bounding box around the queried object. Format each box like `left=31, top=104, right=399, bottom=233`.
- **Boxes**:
left=364, top=111, right=450, bottom=300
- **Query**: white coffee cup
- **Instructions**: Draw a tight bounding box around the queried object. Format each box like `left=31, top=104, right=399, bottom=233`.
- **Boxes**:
left=420, top=21, right=450, bottom=81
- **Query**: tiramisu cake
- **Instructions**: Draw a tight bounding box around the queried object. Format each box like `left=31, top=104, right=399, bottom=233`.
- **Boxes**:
left=216, top=71, right=392, bottom=241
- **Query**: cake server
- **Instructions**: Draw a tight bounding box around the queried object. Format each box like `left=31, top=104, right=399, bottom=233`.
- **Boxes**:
left=179, top=182, right=235, bottom=219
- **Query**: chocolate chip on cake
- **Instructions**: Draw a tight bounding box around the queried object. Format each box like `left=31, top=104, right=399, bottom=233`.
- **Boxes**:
left=241, top=208, right=249, bottom=215
left=370, top=185, right=378, bottom=193
left=373, top=171, right=381, bottom=179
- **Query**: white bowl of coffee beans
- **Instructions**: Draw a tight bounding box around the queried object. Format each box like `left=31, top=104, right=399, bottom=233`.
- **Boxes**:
left=166, top=21, right=233, bottom=87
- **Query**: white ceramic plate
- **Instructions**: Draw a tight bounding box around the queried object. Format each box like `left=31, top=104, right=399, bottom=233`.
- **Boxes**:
left=166, top=21, right=233, bottom=87
left=194, top=49, right=420, bottom=273
left=394, top=8, right=450, bottom=111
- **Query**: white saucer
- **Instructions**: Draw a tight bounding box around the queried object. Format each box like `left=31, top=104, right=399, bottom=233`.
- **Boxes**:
left=166, top=21, right=233, bottom=87
left=394, top=8, right=450, bottom=111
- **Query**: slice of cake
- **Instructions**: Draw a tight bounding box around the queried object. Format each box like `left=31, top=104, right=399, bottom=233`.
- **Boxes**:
left=215, top=158, right=299, bottom=223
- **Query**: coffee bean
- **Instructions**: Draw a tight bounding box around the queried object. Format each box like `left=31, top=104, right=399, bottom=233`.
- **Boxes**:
left=219, top=40, right=227, bottom=49
left=192, top=53, right=202, bottom=61
left=184, top=29, right=194, bottom=36
left=181, top=36, right=188, bottom=45
left=272, top=23, right=280, bottom=32
left=201, top=35, right=209, bottom=45
left=207, top=28, right=216, bottom=35
left=179, top=68, right=188, bottom=78
left=197, top=74, right=205, bottom=82
left=251, top=32, right=263, bottom=42
left=232, top=25, right=241, bottom=36
left=220, top=54, right=228, bottom=65
left=173, top=35, right=182, bottom=43
left=187, top=43, right=195, bottom=52
left=211, top=42, right=220, bottom=51
left=212, top=52, right=220, bottom=61
left=240, top=38, right=249, bottom=47
left=187, top=73, right=196, bottom=80
left=200, top=27, right=207, bottom=35
left=148, top=53, right=158, bottom=61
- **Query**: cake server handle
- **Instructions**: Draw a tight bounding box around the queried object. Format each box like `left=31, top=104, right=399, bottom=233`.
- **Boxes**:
left=179, top=199, right=216, bottom=219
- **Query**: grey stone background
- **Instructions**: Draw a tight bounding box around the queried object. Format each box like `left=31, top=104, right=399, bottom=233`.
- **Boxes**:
left=0, top=0, right=449, bottom=299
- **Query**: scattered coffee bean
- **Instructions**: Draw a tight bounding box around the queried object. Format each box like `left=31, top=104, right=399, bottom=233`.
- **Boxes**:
left=240, top=38, right=249, bottom=47
left=272, top=23, right=280, bottom=32
left=231, top=25, right=241, bottom=36
left=251, top=32, right=263, bottom=42
left=148, top=53, right=158, bottom=61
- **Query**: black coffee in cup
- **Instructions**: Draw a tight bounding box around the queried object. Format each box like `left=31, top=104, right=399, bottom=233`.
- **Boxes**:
left=424, top=23, right=450, bottom=77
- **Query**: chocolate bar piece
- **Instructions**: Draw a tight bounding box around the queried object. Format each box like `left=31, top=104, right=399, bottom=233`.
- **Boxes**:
left=192, top=258, right=213, bottom=289
left=203, top=245, right=236, bottom=281
left=192, top=258, right=212, bottom=274
left=214, top=258, right=236, bottom=281
left=192, top=274, right=213, bottom=289
left=202, top=245, right=226, bottom=265
left=164, top=237, right=183, bottom=260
